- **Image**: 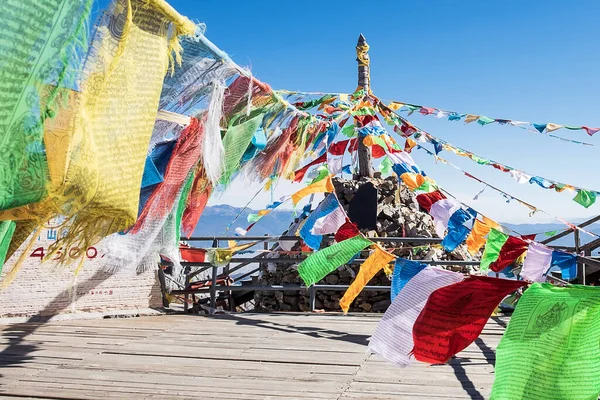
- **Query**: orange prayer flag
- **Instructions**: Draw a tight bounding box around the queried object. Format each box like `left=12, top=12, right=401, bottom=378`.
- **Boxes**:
left=400, top=173, right=425, bottom=191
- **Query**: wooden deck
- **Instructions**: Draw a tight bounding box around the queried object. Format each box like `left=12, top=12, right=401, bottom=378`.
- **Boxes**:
left=0, top=313, right=507, bottom=399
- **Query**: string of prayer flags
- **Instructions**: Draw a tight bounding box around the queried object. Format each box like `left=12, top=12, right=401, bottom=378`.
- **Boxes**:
left=390, top=259, right=428, bottom=301
left=291, top=175, right=335, bottom=206
left=339, top=245, right=396, bottom=313
left=412, top=276, right=528, bottom=364
left=297, top=234, right=372, bottom=286
left=386, top=100, right=598, bottom=141
left=369, top=266, right=464, bottom=367
left=413, top=131, right=599, bottom=207
left=491, top=283, right=600, bottom=400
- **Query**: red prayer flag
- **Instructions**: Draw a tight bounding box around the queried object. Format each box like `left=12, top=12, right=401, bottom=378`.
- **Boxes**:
left=412, top=276, right=527, bottom=364
left=372, top=144, right=386, bottom=158
left=335, top=220, right=360, bottom=242
left=348, top=138, right=358, bottom=153
left=293, top=153, right=327, bottom=182
left=416, top=190, right=446, bottom=212
left=328, top=140, right=350, bottom=156
left=490, top=236, right=528, bottom=272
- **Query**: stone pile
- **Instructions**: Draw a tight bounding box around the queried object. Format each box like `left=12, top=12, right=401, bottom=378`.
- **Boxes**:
left=254, top=174, right=474, bottom=313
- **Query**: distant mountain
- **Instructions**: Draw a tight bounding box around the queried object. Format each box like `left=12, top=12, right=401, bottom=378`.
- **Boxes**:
left=191, top=206, right=599, bottom=254
left=191, top=205, right=295, bottom=237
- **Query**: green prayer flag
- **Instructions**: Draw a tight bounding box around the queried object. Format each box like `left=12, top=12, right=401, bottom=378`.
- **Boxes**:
left=175, top=172, right=195, bottom=243
left=477, top=116, right=495, bottom=125
left=221, top=113, right=264, bottom=184
left=351, top=106, right=376, bottom=116
left=573, top=190, right=596, bottom=208
left=415, top=180, right=436, bottom=193
left=470, top=155, right=491, bottom=165
left=297, top=235, right=372, bottom=286
left=341, top=124, right=355, bottom=137
left=491, top=283, right=600, bottom=400
left=544, top=230, right=559, bottom=237
left=247, top=213, right=260, bottom=223
left=378, top=157, right=393, bottom=175
left=310, top=166, right=329, bottom=184
left=0, top=0, right=93, bottom=210
left=480, top=228, right=508, bottom=271
left=0, top=221, right=16, bottom=275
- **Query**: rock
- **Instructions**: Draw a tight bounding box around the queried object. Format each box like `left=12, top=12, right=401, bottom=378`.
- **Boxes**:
left=359, top=303, right=372, bottom=311
left=284, top=296, right=299, bottom=306
left=274, top=291, right=283, bottom=303
left=325, top=274, right=339, bottom=285
left=372, top=299, right=391, bottom=312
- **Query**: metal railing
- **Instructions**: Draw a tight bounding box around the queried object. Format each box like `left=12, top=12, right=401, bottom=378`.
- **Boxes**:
left=171, top=235, right=481, bottom=314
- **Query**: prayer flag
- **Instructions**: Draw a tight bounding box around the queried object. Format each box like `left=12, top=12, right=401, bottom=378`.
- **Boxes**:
left=490, top=235, right=529, bottom=272
left=297, top=235, right=372, bottom=286
left=390, top=258, right=428, bottom=301
left=430, top=199, right=461, bottom=238
left=441, top=209, right=472, bottom=252
left=312, top=204, right=347, bottom=235
left=339, top=245, right=396, bottom=313
left=551, top=251, right=577, bottom=281
left=412, top=276, right=527, bottom=364
left=369, top=267, right=463, bottom=367
left=291, top=176, right=335, bottom=205
left=328, top=140, right=350, bottom=155
left=521, top=242, right=553, bottom=282
left=299, top=195, right=340, bottom=250
left=416, top=190, right=446, bottom=212
left=573, top=190, right=596, bottom=208
left=491, top=283, right=600, bottom=400
left=335, top=220, right=360, bottom=242
left=293, top=153, right=327, bottom=182
left=480, top=228, right=509, bottom=271
left=465, top=217, right=498, bottom=255
left=400, top=173, right=426, bottom=191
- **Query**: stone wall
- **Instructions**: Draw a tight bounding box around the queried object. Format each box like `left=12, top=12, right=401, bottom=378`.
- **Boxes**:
left=255, top=175, right=472, bottom=313
left=0, top=228, right=162, bottom=320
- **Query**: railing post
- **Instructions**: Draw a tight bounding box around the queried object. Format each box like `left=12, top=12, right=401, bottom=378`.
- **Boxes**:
left=574, top=230, right=582, bottom=284
left=309, top=285, right=316, bottom=312
left=209, top=239, right=218, bottom=315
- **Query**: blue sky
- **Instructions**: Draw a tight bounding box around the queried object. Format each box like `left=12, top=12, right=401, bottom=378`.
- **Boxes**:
left=97, top=1, right=599, bottom=224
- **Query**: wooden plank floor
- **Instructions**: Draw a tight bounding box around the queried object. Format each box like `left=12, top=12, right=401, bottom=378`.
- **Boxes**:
left=0, top=313, right=508, bottom=399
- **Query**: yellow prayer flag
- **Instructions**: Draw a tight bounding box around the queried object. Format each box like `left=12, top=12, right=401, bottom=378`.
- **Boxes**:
left=464, top=114, right=480, bottom=124
left=546, top=123, right=564, bottom=132
left=291, top=176, right=335, bottom=205
left=388, top=102, right=405, bottom=111
left=339, top=245, right=396, bottom=313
